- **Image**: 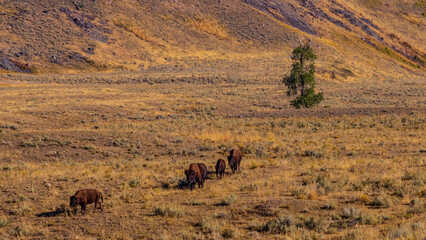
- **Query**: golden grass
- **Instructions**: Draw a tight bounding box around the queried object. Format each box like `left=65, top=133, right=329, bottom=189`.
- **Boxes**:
left=190, top=16, right=229, bottom=40
left=0, top=77, right=424, bottom=239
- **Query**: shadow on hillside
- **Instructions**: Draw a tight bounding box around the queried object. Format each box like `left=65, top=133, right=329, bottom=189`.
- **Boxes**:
left=37, top=204, right=73, bottom=217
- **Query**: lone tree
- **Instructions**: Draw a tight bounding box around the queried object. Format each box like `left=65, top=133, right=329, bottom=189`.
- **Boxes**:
left=283, top=44, right=324, bottom=108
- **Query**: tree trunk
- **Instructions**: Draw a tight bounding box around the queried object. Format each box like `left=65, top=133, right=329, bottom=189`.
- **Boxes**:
left=300, top=53, right=305, bottom=96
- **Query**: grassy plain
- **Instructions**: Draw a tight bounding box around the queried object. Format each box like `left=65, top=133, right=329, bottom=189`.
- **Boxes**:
left=0, top=73, right=425, bottom=239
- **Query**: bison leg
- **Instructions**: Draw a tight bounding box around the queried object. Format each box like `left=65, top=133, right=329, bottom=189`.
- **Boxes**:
left=97, top=200, right=103, bottom=212
left=81, top=204, right=86, bottom=215
left=93, top=201, right=97, bottom=213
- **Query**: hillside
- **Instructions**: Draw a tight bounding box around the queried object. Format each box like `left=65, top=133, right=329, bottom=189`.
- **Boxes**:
left=1, top=1, right=426, bottom=239
left=0, top=0, right=425, bottom=80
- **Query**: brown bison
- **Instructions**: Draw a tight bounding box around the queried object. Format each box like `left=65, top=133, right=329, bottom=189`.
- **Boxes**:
left=70, top=189, right=103, bottom=215
left=228, top=148, right=242, bottom=173
left=184, top=163, right=202, bottom=190
left=197, top=163, right=208, bottom=188
left=215, top=159, right=226, bottom=179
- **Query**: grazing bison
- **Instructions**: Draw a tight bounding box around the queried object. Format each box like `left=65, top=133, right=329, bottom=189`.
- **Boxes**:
left=228, top=148, right=242, bottom=173
left=197, top=163, right=208, bottom=188
left=216, top=159, right=226, bottom=179
left=70, top=189, right=103, bottom=215
left=184, top=163, right=202, bottom=190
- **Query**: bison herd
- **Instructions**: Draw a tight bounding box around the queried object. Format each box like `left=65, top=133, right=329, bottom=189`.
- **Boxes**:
left=184, top=148, right=242, bottom=190
left=70, top=148, right=242, bottom=214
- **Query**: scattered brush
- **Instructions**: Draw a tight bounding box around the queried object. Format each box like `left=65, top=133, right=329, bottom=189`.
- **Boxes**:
left=219, top=194, right=238, bottom=206
left=153, top=205, right=184, bottom=218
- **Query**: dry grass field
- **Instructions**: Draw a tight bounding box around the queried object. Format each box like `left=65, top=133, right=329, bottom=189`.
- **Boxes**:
left=0, top=73, right=425, bottom=240
left=1, top=0, right=425, bottom=239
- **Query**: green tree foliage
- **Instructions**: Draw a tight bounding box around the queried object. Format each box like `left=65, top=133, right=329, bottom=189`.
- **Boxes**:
left=283, top=44, right=324, bottom=108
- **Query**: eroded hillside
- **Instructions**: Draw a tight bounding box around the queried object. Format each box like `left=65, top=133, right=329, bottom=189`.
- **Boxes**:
left=0, top=0, right=424, bottom=80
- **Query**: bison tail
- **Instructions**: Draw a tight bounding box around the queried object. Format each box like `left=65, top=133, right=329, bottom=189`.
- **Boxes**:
left=101, top=192, right=104, bottom=203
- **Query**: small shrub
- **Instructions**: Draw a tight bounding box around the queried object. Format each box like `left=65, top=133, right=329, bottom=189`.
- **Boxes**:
left=301, top=216, right=329, bottom=233
left=198, top=217, right=222, bottom=234
left=302, top=150, right=323, bottom=158
left=11, top=206, right=33, bottom=216
left=103, top=201, right=114, bottom=209
left=316, top=175, right=335, bottom=194
left=261, top=214, right=294, bottom=234
left=352, top=182, right=366, bottom=191
left=307, top=189, right=318, bottom=200
left=249, top=161, right=259, bottom=170
left=128, top=179, right=140, bottom=188
left=371, top=194, right=392, bottom=208
left=356, top=213, right=378, bottom=225
left=255, top=148, right=266, bottom=157
left=120, top=193, right=137, bottom=203
left=401, top=171, right=417, bottom=181
left=410, top=222, right=423, bottom=231
left=330, top=213, right=341, bottom=221
left=0, top=217, right=10, bottom=228
left=392, top=187, right=405, bottom=198
left=343, top=231, right=363, bottom=240
left=183, top=200, right=206, bottom=206
left=172, top=138, right=183, bottom=144
left=240, top=183, right=259, bottom=192
left=10, top=224, right=30, bottom=237
left=198, top=143, right=215, bottom=151
left=220, top=194, right=238, bottom=206
left=2, top=166, right=11, bottom=171
left=247, top=231, right=260, bottom=239
left=153, top=205, right=184, bottom=218
left=407, top=198, right=425, bottom=214
left=321, top=202, right=336, bottom=210
left=179, top=231, right=199, bottom=240
left=214, top=212, right=227, bottom=219
left=388, top=226, right=409, bottom=239
left=292, top=186, right=306, bottom=199
left=359, top=194, right=370, bottom=205
left=222, top=228, right=237, bottom=239
left=342, top=207, right=360, bottom=219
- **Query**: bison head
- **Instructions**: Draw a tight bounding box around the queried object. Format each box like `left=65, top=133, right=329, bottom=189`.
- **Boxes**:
left=227, top=154, right=233, bottom=165
left=69, top=196, right=79, bottom=208
left=184, top=170, right=190, bottom=180
left=187, top=171, right=198, bottom=189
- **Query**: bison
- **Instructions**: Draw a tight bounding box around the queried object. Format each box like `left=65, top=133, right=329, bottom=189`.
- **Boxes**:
left=70, top=189, right=103, bottom=215
left=197, top=163, right=208, bottom=188
left=228, top=148, right=242, bottom=173
left=215, top=159, right=226, bottom=179
left=184, top=163, right=202, bottom=190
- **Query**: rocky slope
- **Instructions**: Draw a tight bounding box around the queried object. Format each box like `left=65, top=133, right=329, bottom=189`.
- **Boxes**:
left=0, top=0, right=424, bottom=80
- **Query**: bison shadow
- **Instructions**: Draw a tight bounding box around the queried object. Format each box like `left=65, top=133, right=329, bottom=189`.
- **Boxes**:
left=37, top=204, right=73, bottom=217
left=158, top=178, right=189, bottom=190
left=161, top=170, right=229, bottom=190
